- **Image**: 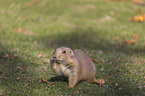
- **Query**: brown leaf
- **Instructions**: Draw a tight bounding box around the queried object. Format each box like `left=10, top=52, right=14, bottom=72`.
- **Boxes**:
left=133, top=0, right=145, bottom=6
left=33, top=0, right=39, bottom=4
left=114, top=36, right=120, bottom=40
left=24, top=2, right=31, bottom=7
left=143, top=43, right=145, bottom=47
left=24, top=83, right=28, bottom=87
left=129, top=14, right=145, bottom=22
left=124, top=39, right=136, bottom=45
left=44, top=59, right=50, bottom=64
left=105, top=0, right=125, bottom=2
left=40, top=78, right=49, bottom=84
left=132, top=34, right=139, bottom=39
left=95, top=78, right=105, bottom=86
left=16, top=77, right=20, bottom=80
left=9, top=54, right=18, bottom=59
left=0, top=75, right=5, bottom=79
left=16, top=66, right=27, bottom=70
left=37, top=54, right=45, bottom=58
left=13, top=28, right=23, bottom=33
left=91, top=58, right=100, bottom=64
left=0, top=24, right=2, bottom=27
left=138, top=9, right=144, bottom=13
left=3, top=54, right=9, bottom=58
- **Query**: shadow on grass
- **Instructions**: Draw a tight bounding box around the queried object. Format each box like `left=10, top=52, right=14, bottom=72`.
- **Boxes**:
left=49, top=76, right=68, bottom=82
left=0, top=43, right=44, bottom=95
left=42, top=27, right=145, bottom=55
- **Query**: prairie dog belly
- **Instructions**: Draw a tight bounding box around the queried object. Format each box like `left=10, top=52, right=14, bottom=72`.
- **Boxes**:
left=51, top=63, right=62, bottom=76
left=52, top=63, right=71, bottom=77
left=59, top=64, right=72, bottom=77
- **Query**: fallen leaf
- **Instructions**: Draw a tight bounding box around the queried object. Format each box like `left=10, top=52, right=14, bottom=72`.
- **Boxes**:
left=3, top=54, right=9, bottom=58
left=31, top=60, right=43, bottom=65
left=16, top=77, right=20, bottom=80
left=95, top=78, right=105, bottom=86
left=18, top=16, right=22, bottom=20
left=44, top=59, right=50, bottom=64
left=105, top=0, right=125, bottom=2
left=0, top=75, right=5, bottom=79
left=138, top=9, right=144, bottom=13
left=9, top=54, right=18, bottom=59
left=24, top=2, right=31, bottom=7
left=129, top=14, right=145, bottom=22
left=13, top=28, right=23, bottom=33
left=33, top=0, right=39, bottom=4
left=0, top=24, right=2, bottom=27
left=91, top=58, right=100, bottom=64
left=132, top=34, right=139, bottom=39
left=114, top=36, right=120, bottom=40
left=124, top=39, right=136, bottom=45
left=37, top=54, right=45, bottom=58
left=0, top=93, right=2, bottom=95
left=133, top=0, right=145, bottom=6
left=101, top=59, right=105, bottom=62
left=40, top=78, right=49, bottom=84
left=16, top=66, right=27, bottom=70
left=143, top=44, right=145, bottom=47
left=24, top=83, right=27, bottom=87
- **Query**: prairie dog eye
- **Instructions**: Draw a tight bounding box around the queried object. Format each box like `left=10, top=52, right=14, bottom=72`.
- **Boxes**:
left=62, top=51, right=66, bottom=54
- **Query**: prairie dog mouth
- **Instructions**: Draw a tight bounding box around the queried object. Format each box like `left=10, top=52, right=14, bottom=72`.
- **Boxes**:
left=51, top=58, right=63, bottom=63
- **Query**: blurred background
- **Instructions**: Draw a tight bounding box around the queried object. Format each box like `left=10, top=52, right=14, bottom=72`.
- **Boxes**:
left=0, top=0, right=145, bottom=95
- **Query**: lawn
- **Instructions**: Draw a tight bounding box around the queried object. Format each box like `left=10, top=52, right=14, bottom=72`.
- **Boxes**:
left=0, top=0, right=145, bottom=95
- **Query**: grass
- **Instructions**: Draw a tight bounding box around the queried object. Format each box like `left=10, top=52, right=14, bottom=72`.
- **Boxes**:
left=0, top=0, right=145, bottom=95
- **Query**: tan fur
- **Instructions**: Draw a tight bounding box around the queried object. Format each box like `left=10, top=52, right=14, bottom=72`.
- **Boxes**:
left=50, top=46, right=99, bottom=87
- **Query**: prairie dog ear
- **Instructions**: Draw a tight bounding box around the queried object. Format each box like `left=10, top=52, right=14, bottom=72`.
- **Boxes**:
left=70, top=50, right=74, bottom=58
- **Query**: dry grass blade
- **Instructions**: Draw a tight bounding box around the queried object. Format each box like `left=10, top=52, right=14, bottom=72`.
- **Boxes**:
left=16, top=66, right=27, bottom=70
left=31, top=60, right=43, bottom=65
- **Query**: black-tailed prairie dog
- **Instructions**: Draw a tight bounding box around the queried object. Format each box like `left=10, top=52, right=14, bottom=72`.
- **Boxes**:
left=50, top=46, right=104, bottom=88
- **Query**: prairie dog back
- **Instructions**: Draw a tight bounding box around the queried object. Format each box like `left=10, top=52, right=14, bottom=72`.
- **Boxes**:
left=74, top=49, right=96, bottom=82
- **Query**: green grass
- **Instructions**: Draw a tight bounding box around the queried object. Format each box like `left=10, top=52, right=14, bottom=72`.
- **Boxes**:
left=0, top=0, right=145, bottom=95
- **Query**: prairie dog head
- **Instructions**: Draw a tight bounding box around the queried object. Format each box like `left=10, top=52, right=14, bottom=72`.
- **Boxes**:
left=51, top=47, right=75, bottom=64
